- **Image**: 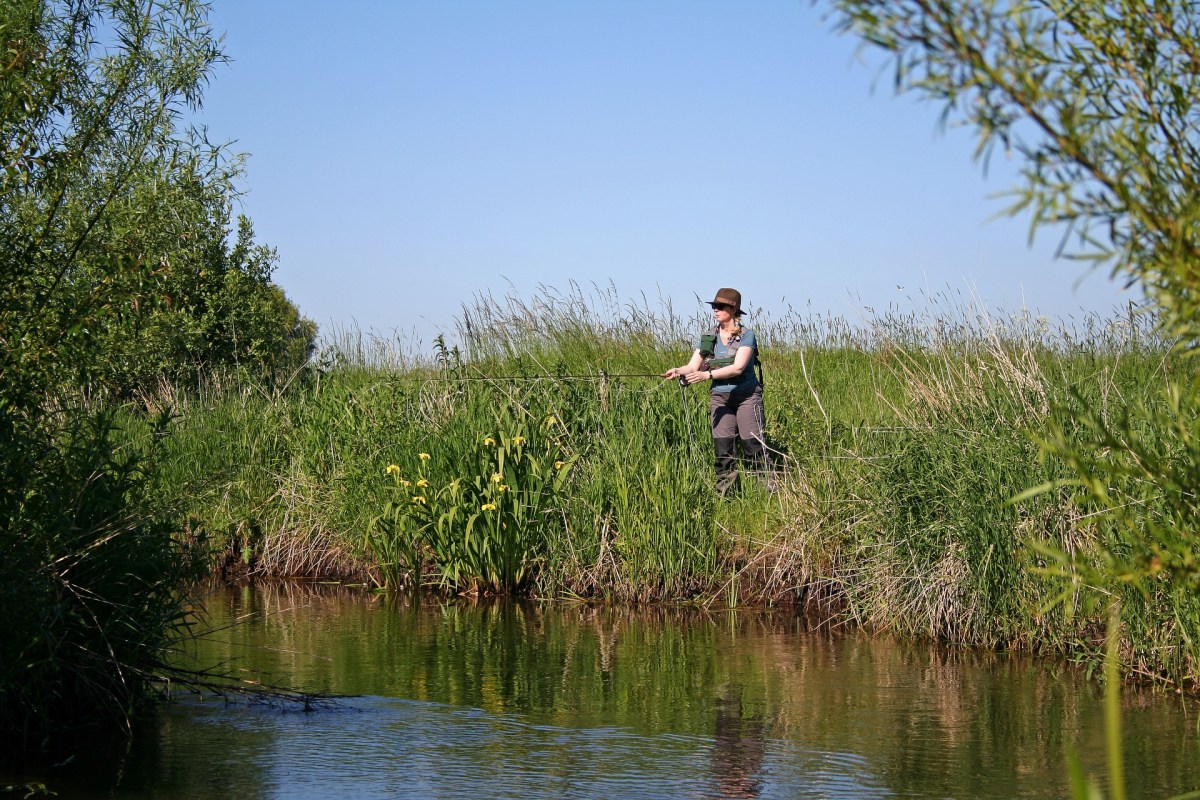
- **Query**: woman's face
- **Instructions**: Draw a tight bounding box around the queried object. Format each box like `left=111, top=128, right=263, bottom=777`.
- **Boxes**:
left=711, top=302, right=736, bottom=325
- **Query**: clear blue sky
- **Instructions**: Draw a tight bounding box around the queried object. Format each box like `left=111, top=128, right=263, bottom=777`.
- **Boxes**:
left=197, top=0, right=1131, bottom=341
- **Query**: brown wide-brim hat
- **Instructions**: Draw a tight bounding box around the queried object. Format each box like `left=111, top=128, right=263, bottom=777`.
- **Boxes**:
left=709, top=288, right=743, bottom=315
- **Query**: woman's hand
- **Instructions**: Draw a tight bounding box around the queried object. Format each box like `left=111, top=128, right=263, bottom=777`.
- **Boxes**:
left=663, top=367, right=710, bottom=384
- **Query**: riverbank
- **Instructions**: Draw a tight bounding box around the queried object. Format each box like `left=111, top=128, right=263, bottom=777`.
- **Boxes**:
left=124, top=288, right=1196, bottom=688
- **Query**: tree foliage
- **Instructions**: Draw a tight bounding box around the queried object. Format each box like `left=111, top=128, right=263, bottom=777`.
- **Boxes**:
left=0, top=0, right=312, bottom=752
left=828, top=0, right=1200, bottom=338
left=825, top=0, right=1200, bottom=637
left=1, top=0, right=315, bottom=405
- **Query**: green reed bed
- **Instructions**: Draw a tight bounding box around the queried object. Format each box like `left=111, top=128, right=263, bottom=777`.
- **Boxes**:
left=1, top=409, right=205, bottom=755
left=126, top=285, right=1196, bottom=686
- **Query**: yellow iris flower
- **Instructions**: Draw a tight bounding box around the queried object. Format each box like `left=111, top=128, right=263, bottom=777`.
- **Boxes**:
left=419, top=452, right=431, bottom=461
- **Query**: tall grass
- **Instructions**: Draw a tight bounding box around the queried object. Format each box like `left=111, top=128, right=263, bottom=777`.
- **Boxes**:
left=127, top=284, right=1195, bottom=686
left=1, top=409, right=204, bottom=758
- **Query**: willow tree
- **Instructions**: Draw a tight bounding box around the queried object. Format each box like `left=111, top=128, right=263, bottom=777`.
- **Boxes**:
left=824, top=0, right=1200, bottom=666
left=0, top=0, right=307, bottom=753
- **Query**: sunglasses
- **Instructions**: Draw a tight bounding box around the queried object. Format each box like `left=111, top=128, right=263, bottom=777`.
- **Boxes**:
left=710, top=303, right=734, bottom=311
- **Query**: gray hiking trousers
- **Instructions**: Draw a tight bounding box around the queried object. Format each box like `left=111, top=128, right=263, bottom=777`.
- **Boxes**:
left=709, top=385, right=769, bottom=493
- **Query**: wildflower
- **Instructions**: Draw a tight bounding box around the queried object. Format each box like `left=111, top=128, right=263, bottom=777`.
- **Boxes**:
left=400, top=479, right=412, bottom=488
left=497, top=484, right=509, bottom=492
left=385, top=464, right=401, bottom=476
left=554, top=461, right=565, bottom=470
left=412, top=495, right=427, bottom=505
left=419, top=452, right=431, bottom=461
left=491, top=472, right=503, bottom=483
left=481, top=503, right=497, bottom=512
left=512, top=435, right=526, bottom=446
left=543, top=414, right=557, bottom=427
left=416, top=479, right=430, bottom=488
left=483, top=437, right=496, bottom=446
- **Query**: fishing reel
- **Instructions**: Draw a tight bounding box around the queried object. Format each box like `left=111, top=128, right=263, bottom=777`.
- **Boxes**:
left=678, top=360, right=712, bottom=388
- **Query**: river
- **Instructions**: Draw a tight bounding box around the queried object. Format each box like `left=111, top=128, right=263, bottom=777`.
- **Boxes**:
left=13, top=582, right=1200, bottom=798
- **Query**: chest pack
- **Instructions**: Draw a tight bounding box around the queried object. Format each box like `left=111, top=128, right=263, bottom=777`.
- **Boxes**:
left=699, top=325, right=763, bottom=383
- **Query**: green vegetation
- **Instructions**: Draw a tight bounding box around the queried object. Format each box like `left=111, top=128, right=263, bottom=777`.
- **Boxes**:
left=369, top=418, right=575, bottom=593
left=825, top=0, right=1200, bottom=614
left=0, top=0, right=312, bottom=756
left=134, top=285, right=1197, bottom=693
left=4, top=2, right=1199, bottom=793
left=824, top=2, right=1200, bottom=796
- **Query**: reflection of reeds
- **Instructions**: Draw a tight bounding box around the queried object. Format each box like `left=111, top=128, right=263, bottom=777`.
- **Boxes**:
left=185, top=583, right=1198, bottom=798
left=126, top=284, right=1196, bottom=685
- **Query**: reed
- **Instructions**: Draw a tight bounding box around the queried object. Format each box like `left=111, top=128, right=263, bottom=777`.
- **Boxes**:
left=124, top=284, right=1195, bottom=685
left=1, top=409, right=205, bottom=757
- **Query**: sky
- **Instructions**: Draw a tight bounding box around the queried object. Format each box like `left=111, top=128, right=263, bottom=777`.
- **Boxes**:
left=196, top=0, right=1132, bottom=344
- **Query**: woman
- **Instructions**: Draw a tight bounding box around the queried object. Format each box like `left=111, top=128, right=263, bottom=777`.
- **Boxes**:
left=661, top=288, right=770, bottom=494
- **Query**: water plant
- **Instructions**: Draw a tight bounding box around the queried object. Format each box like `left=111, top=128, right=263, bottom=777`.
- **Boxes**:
left=369, top=418, right=575, bottom=594
left=1, top=411, right=204, bottom=755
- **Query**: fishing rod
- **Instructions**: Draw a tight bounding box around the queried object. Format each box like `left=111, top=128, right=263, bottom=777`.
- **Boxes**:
left=390, top=369, right=666, bottom=382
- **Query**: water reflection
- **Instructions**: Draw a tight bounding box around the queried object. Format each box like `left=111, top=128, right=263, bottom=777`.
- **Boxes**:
left=709, top=684, right=766, bottom=798
left=12, top=582, right=1199, bottom=799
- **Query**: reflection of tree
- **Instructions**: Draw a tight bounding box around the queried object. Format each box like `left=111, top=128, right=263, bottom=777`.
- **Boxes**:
left=111, top=708, right=272, bottom=800
left=709, top=684, right=766, bottom=799
left=178, top=585, right=1200, bottom=798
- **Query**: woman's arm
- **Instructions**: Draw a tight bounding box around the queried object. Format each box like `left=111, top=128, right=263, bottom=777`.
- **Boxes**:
left=707, top=346, right=755, bottom=382
left=664, top=346, right=754, bottom=386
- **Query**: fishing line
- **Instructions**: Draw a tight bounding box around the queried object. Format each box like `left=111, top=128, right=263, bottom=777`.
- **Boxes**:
left=679, top=377, right=695, bottom=446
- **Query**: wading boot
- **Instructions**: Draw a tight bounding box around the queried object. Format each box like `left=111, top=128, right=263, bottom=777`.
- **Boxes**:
left=714, top=437, right=739, bottom=496
left=741, top=435, right=777, bottom=493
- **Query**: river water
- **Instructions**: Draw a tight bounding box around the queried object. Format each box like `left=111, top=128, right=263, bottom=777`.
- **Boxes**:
left=16, top=582, right=1200, bottom=798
